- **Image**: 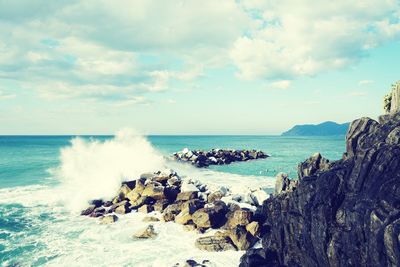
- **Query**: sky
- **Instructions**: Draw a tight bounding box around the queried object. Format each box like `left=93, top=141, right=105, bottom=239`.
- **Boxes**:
left=0, top=0, right=400, bottom=135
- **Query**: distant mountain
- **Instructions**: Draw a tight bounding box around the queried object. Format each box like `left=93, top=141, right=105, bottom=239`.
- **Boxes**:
left=281, top=121, right=350, bottom=136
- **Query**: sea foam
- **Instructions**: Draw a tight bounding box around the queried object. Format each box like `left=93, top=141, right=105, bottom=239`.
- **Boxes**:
left=57, top=129, right=165, bottom=212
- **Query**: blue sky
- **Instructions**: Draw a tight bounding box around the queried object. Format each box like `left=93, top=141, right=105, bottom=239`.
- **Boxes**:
left=0, top=0, right=399, bottom=135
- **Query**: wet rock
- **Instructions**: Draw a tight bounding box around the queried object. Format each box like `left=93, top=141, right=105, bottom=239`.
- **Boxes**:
left=81, top=205, right=96, bottom=216
left=153, top=199, right=170, bottom=212
left=133, top=224, right=157, bottom=239
left=173, top=148, right=269, bottom=168
left=89, top=207, right=106, bottom=217
left=138, top=204, right=154, bottom=213
left=228, top=226, right=256, bottom=250
left=129, top=196, right=152, bottom=210
left=99, top=214, right=118, bottom=224
left=192, top=201, right=227, bottom=228
left=126, top=190, right=141, bottom=202
left=298, top=152, right=332, bottom=180
left=207, top=191, right=224, bottom=203
left=274, top=173, right=297, bottom=195
left=246, top=221, right=260, bottom=237
left=226, top=209, right=253, bottom=229
left=240, top=92, right=400, bottom=267
left=162, top=203, right=182, bottom=222
left=141, top=183, right=166, bottom=200
left=175, top=210, right=192, bottom=225
left=195, top=236, right=237, bottom=252
left=176, top=191, right=198, bottom=201
left=114, top=201, right=131, bottom=214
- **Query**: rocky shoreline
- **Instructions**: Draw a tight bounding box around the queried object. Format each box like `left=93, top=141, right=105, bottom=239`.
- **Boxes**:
left=173, top=148, right=269, bottom=167
left=240, top=91, right=400, bottom=266
left=81, top=169, right=269, bottom=255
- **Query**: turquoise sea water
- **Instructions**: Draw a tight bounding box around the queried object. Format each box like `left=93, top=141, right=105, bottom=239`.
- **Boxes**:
left=0, top=135, right=345, bottom=266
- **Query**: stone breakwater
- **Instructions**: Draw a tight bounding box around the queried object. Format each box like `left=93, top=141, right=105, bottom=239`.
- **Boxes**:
left=173, top=148, right=269, bottom=167
left=240, top=112, right=400, bottom=264
left=81, top=169, right=269, bottom=253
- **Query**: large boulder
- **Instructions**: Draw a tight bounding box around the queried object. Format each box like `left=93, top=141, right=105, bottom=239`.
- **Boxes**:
left=228, top=226, right=257, bottom=250
left=141, top=183, right=166, bottom=200
left=192, top=201, right=227, bottom=228
left=226, top=209, right=253, bottom=229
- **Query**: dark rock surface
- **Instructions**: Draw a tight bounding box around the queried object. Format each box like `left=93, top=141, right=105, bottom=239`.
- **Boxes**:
left=241, top=112, right=400, bottom=266
left=173, top=148, right=268, bottom=167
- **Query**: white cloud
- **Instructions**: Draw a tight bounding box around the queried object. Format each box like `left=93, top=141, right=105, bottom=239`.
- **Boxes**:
left=231, top=0, right=400, bottom=79
left=0, top=0, right=399, bottom=102
left=358, top=80, right=374, bottom=86
left=348, top=91, right=368, bottom=97
left=270, top=80, right=291, bottom=90
left=0, top=91, right=16, bottom=100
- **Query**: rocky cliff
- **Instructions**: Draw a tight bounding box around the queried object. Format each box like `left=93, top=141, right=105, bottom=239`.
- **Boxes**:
left=240, top=109, right=400, bottom=265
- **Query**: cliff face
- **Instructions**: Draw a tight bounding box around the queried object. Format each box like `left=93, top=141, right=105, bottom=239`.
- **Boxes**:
left=240, top=112, right=400, bottom=267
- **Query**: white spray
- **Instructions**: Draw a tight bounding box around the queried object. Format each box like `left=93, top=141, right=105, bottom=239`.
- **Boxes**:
left=57, top=129, right=165, bottom=212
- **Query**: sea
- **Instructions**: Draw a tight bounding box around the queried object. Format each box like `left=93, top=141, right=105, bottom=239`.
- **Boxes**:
left=0, top=132, right=345, bottom=267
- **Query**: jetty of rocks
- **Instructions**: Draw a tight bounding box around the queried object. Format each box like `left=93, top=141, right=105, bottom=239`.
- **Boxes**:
left=81, top=169, right=269, bottom=252
left=173, top=148, right=268, bottom=167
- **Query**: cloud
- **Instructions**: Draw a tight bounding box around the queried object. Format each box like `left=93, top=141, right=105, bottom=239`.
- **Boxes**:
left=0, top=0, right=399, bottom=102
left=0, top=91, right=16, bottom=100
left=0, top=0, right=248, bottom=102
left=270, top=80, right=291, bottom=89
left=358, top=80, right=374, bottom=86
left=231, top=0, right=400, bottom=79
left=348, top=91, right=368, bottom=97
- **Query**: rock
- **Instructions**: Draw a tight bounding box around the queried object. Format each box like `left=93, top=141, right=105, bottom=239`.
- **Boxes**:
left=129, top=196, right=152, bottom=210
left=207, top=191, right=225, bottom=203
left=226, top=209, right=253, bottom=229
left=246, top=221, right=260, bottom=237
left=274, top=173, right=297, bottom=195
left=175, top=210, right=192, bottom=225
left=192, top=201, right=227, bottom=228
left=99, top=214, right=118, bottom=224
left=141, top=183, right=166, bottom=200
left=167, top=176, right=181, bottom=186
left=181, top=182, right=199, bottom=192
left=162, top=203, right=182, bottom=222
left=126, top=190, right=141, bottom=202
left=138, top=204, right=154, bottom=213
left=117, top=184, right=132, bottom=200
left=228, top=226, right=256, bottom=250
left=164, top=186, right=180, bottom=202
left=153, top=199, right=170, bottom=212
left=133, top=224, right=157, bottom=239
left=115, top=204, right=130, bottom=215
left=240, top=90, right=400, bottom=267
left=134, top=178, right=146, bottom=195
left=121, top=180, right=136, bottom=189
left=89, top=207, right=106, bottom=217
left=173, top=148, right=269, bottom=168
left=183, top=224, right=197, bottom=232
left=250, top=190, right=269, bottom=206
left=181, top=199, right=204, bottom=215
left=142, top=216, right=160, bottom=222
left=90, top=199, right=104, bottom=207
left=81, top=205, right=96, bottom=216
left=195, top=236, right=237, bottom=252
left=298, top=152, right=331, bottom=180
left=176, top=191, right=198, bottom=201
